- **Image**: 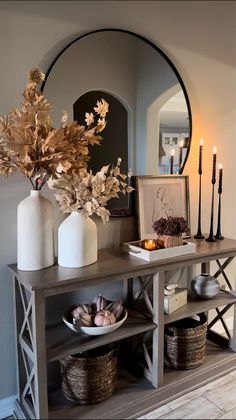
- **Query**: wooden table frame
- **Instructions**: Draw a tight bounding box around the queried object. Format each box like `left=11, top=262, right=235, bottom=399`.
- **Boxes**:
left=9, top=237, right=236, bottom=419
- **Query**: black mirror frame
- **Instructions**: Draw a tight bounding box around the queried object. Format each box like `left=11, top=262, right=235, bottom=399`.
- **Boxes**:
left=41, top=28, right=192, bottom=176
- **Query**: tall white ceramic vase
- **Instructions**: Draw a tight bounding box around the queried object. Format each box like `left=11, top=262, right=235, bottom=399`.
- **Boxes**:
left=58, top=211, right=97, bottom=268
left=17, top=190, right=54, bottom=271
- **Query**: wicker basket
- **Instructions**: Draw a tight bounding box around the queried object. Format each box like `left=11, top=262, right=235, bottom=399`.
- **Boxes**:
left=164, top=314, right=207, bottom=370
left=60, top=346, right=117, bottom=404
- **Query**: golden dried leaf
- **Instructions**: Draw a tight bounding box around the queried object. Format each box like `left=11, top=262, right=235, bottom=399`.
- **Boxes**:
left=28, top=68, right=45, bottom=84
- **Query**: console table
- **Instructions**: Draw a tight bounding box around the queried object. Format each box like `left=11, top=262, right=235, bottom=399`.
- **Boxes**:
left=9, top=237, right=236, bottom=419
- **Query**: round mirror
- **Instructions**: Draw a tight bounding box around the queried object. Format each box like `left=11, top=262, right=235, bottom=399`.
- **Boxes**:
left=42, top=29, right=192, bottom=214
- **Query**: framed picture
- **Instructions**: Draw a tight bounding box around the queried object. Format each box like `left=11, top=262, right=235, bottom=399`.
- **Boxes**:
left=136, top=175, right=191, bottom=239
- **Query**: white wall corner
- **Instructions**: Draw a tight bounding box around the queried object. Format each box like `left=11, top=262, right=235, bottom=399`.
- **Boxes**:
left=0, top=394, right=17, bottom=419
left=212, top=316, right=234, bottom=335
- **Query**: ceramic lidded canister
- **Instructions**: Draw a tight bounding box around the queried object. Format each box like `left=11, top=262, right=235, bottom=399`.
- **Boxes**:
left=191, top=273, right=220, bottom=299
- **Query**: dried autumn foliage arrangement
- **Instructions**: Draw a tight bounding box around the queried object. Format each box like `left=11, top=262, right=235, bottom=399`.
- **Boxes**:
left=0, top=67, right=134, bottom=222
left=0, top=68, right=107, bottom=190
left=48, top=158, right=133, bottom=224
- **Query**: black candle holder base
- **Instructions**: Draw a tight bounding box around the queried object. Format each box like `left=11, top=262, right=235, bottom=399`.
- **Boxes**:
left=206, top=236, right=217, bottom=242
left=194, top=233, right=205, bottom=240
left=215, top=193, right=224, bottom=241
left=214, top=234, right=224, bottom=240
left=206, top=182, right=216, bottom=243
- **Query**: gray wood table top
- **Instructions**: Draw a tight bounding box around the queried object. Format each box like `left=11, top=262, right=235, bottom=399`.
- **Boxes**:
left=8, top=237, right=236, bottom=295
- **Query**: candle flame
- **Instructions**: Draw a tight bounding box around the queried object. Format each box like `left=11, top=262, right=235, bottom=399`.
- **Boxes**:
left=180, top=140, right=184, bottom=148
left=200, top=139, right=204, bottom=146
left=213, top=146, right=217, bottom=154
left=218, top=163, right=222, bottom=169
left=171, top=149, right=175, bottom=156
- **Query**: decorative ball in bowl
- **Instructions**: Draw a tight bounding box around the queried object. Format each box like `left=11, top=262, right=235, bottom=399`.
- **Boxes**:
left=191, top=273, right=220, bottom=299
left=62, top=294, right=128, bottom=336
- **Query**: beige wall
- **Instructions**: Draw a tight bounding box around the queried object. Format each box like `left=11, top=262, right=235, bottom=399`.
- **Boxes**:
left=0, top=0, right=235, bottom=399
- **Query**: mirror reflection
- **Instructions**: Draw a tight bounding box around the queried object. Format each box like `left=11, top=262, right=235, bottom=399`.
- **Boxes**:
left=159, top=91, right=190, bottom=174
left=42, top=30, right=191, bottom=214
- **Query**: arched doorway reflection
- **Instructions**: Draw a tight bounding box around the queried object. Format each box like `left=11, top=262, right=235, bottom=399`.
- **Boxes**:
left=73, top=90, right=132, bottom=216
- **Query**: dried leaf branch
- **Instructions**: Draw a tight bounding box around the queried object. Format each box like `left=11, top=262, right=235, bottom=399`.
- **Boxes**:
left=0, top=67, right=134, bottom=222
left=48, top=159, right=134, bottom=223
left=0, top=68, right=108, bottom=189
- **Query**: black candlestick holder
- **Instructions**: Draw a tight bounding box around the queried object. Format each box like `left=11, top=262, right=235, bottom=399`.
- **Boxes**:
left=206, top=183, right=216, bottom=242
left=215, top=190, right=224, bottom=240
left=194, top=173, right=205, bottom=239
left=206, top=150, right=217, bottom=242
left=170, top=156, right=174, bottom=174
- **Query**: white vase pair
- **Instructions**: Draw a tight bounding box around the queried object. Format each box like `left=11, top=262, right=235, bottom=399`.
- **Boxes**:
left=17, top=190, right=97, bottom=271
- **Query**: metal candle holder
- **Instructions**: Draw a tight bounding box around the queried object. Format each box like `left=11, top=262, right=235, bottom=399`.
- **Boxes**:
left=179, top=146, right=183, bottom=174
left=194, top=174, right=205, bottom=239
left=170, top=154, right=174, bottom=174
left=215, top=166, right=224, bottom=240
left=206, top=150, right=217, bottom=242
left=194, top=142, right=205, bottom=239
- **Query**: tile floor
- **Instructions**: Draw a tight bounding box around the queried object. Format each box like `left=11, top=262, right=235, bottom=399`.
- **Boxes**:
left=4, top=372, right=236, bottom=419
left=138, top=369, right=236, bottom=419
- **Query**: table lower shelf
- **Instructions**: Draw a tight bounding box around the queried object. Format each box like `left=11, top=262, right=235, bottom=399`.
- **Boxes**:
left=48, top=340, right=236, bottom=419
left=46, top=310, right=156, bottom=362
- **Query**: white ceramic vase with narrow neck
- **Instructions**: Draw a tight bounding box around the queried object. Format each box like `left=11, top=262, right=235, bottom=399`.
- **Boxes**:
left=58, top=211, right=97, bottom=268
left=17, top=190, right=54, bottom=271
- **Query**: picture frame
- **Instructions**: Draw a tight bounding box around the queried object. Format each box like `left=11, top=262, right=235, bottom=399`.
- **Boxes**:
left=136, top=175, right=191, bottom=239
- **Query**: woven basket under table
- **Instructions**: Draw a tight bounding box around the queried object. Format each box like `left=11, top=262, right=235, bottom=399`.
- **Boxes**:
left=60, top=347, right=117, bottom=404
left=164, top=314, right=207, bottom=370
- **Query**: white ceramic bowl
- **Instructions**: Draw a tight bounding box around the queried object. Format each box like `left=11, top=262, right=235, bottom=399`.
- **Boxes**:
left=62, top=304, right=128, bottom=336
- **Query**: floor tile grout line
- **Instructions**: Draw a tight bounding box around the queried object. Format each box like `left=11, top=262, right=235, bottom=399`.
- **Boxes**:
left=204, top=395, right=225, bottom=416
left=141, top=375, right=236, bottom=419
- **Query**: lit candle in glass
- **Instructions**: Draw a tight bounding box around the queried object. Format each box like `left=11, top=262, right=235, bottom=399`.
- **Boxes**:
left=179, top=140, right=184, bottom=173
left=198, top=139, right=204, bottom=174
left=170, top=149, right=175, bottom=174
left=142, top=239, right=158, bottom=251
left=212, top=146, right=217, bottom=184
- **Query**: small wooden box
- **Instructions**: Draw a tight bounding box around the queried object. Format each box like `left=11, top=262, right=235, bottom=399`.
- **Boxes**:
left=164, top=288, right=187, bottom=314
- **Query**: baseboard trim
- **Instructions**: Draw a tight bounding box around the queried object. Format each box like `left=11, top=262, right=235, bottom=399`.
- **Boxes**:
left=14, top=400, right=26, bottom=420
left=0, top=394, right=17, bottom=419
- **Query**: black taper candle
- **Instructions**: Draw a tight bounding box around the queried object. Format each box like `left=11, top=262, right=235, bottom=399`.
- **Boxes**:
left=212, top=147, right=217, bottom=184
left=199, top=143, right=203, bottom=174
left=206, top=146, right=217, bottom=242
left=218, top=166, right=223, bottom=194
left=179, top=142, right=183, bottom=173
left=194, top=139, right=205, bottom=239
left=215, top=165, right=224, bottom=240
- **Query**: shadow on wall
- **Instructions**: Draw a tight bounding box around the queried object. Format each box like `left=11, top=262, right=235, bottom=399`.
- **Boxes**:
left=96, top=215, right=138, bottom=249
